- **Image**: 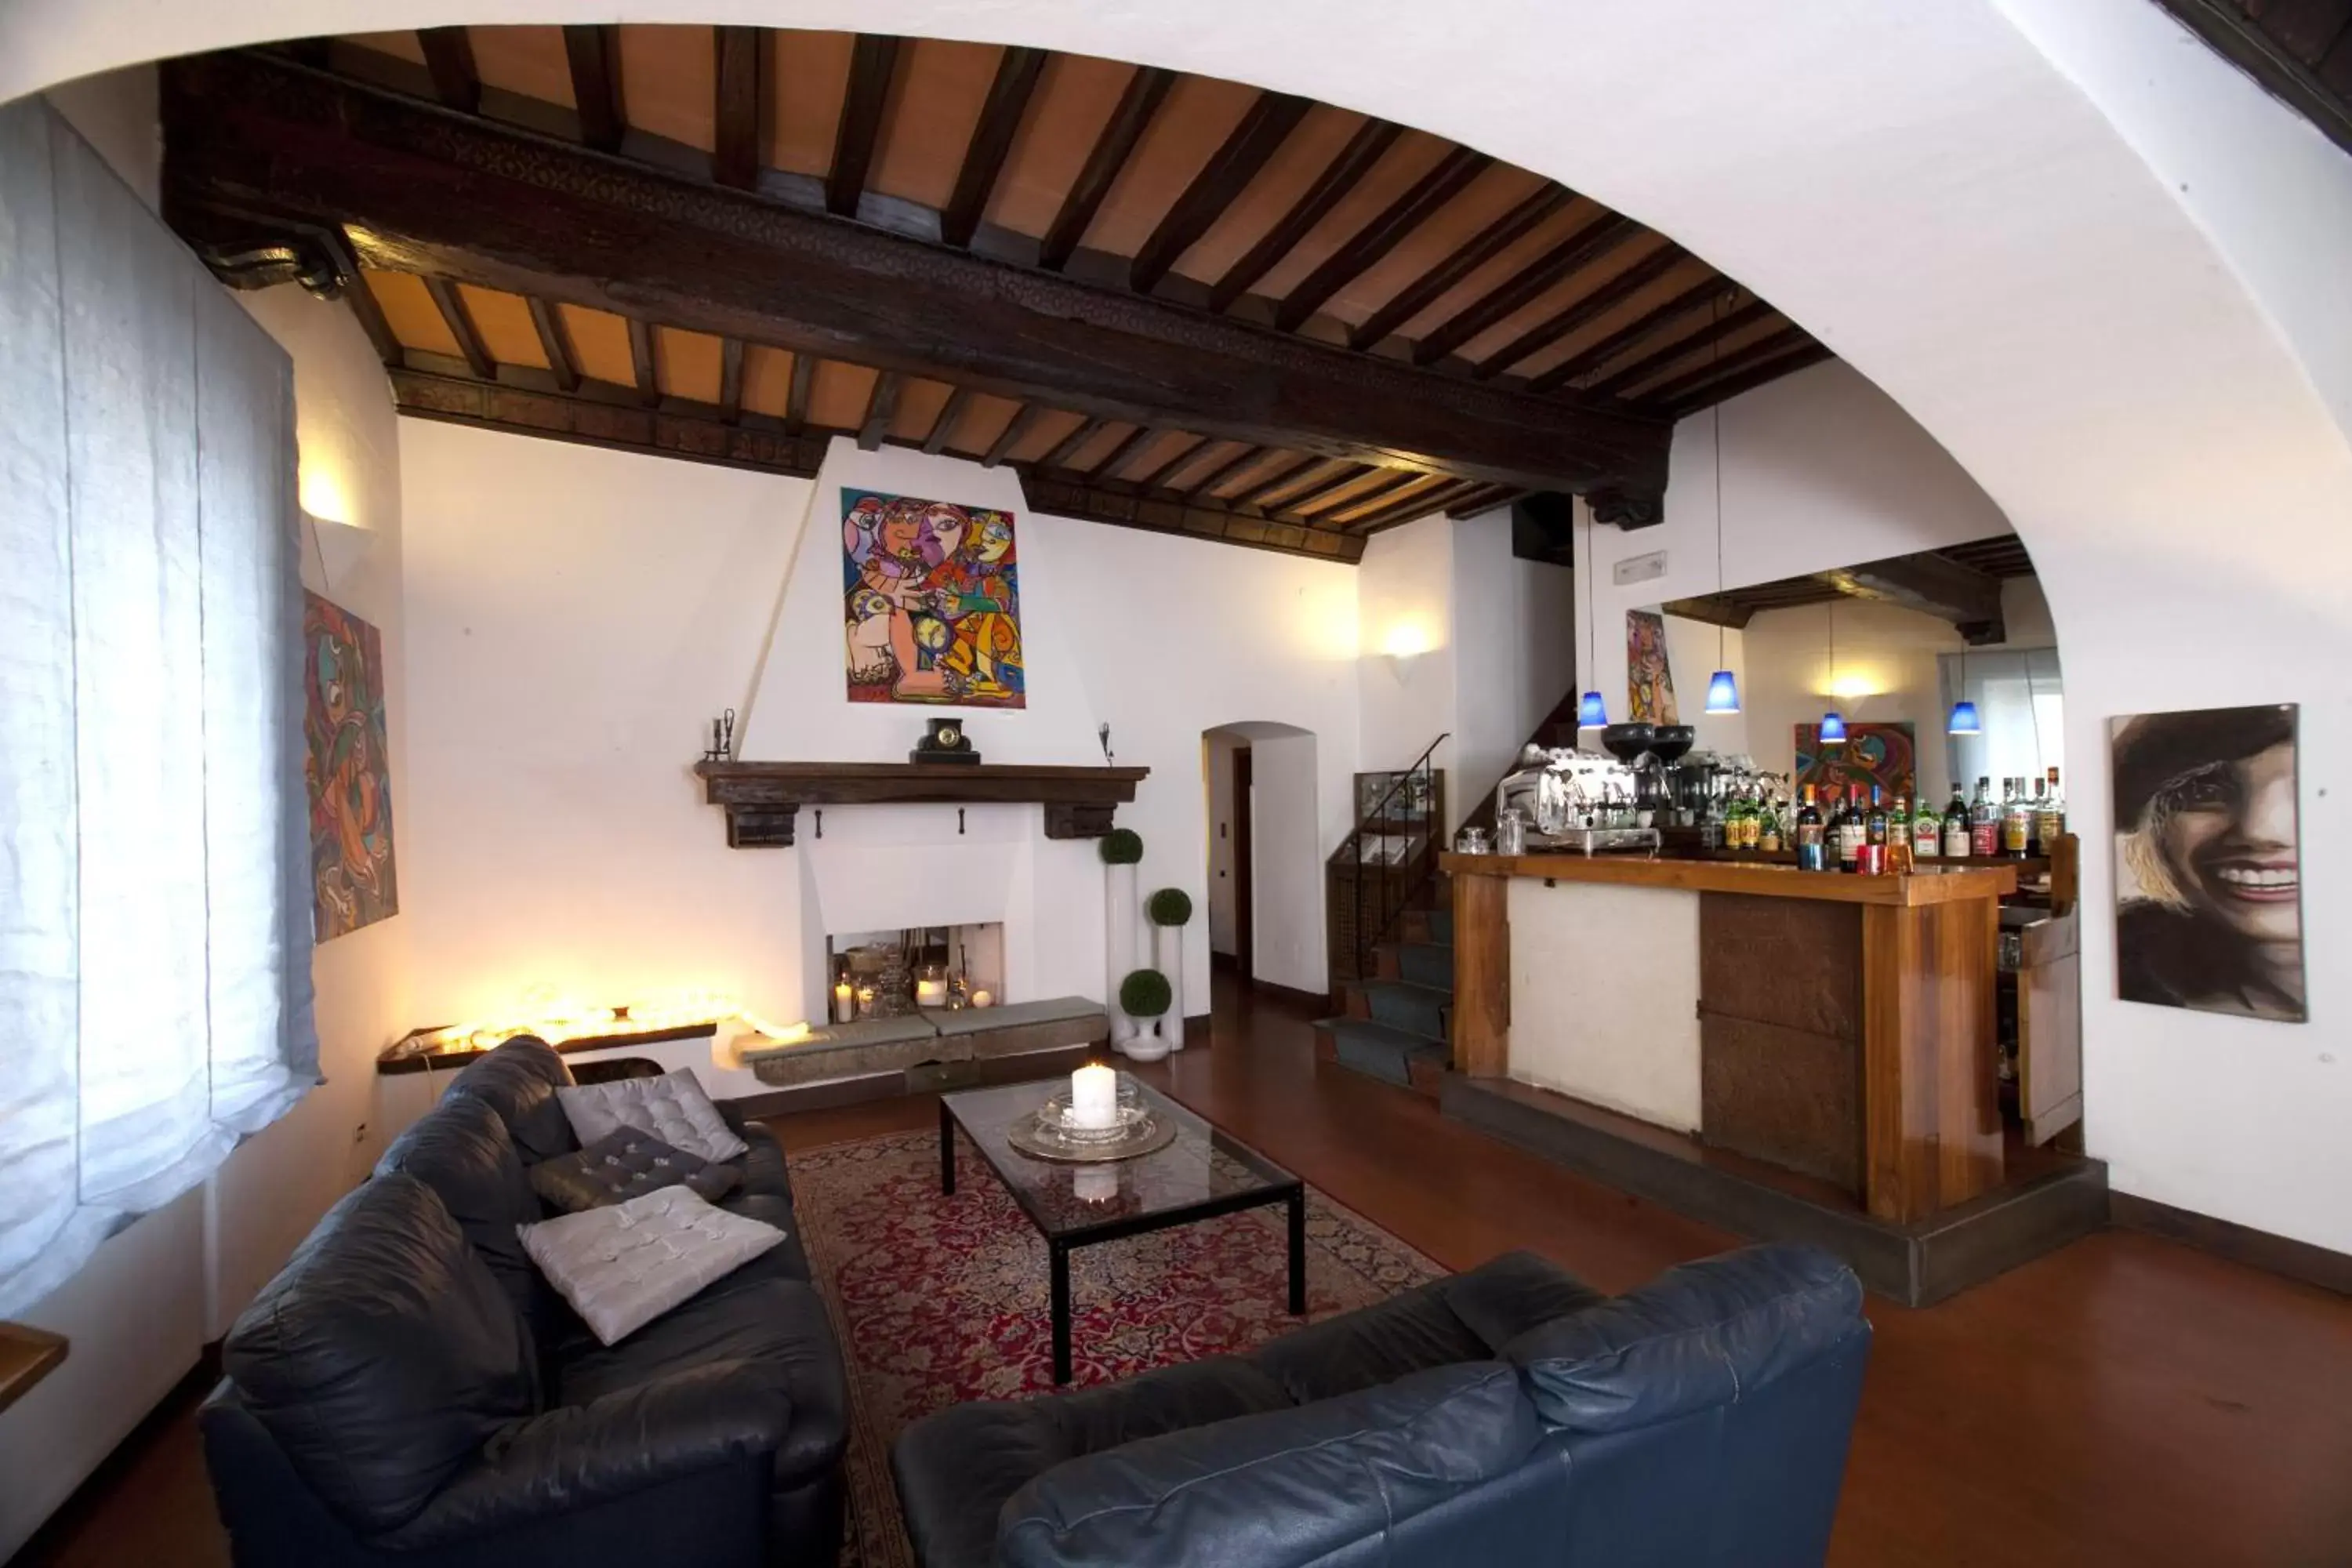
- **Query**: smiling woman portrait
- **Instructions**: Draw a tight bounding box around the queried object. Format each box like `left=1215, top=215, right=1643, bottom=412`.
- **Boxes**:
left=2111, top=704, right=2304, bottom=1023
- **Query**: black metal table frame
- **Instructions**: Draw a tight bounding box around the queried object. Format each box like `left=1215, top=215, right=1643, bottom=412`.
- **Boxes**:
left=938, top=1095, right=1307, bottom=1385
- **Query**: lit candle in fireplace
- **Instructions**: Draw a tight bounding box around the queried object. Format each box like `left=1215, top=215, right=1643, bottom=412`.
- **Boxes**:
left=833, top=979, right=854, bottom=1024
left=1069, top=1064, right=1118, bottom=1131
left=916, top=975, right=949, bottom=1009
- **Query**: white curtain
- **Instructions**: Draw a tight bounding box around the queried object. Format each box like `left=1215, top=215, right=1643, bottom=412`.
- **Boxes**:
left=1940, top=647, right=2064, bottom=793
left=0, top=102, right=318, bottom=1318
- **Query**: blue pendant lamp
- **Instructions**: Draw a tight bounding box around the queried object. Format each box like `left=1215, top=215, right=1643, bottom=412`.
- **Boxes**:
left=1947, top=644, right=1982, bottom=734
left=1577, top=520, right=1607, bottom=729
left=1818, top=600, right=1846, bottom=746
left=1701, top=315, right=1741, bottom=716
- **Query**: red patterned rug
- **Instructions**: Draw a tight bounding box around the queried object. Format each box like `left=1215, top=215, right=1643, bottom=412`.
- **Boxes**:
left=787, top=1128, right=1445, bottom=1568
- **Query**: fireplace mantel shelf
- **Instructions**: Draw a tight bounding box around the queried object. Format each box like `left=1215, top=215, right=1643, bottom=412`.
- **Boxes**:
left=692, top=760, right=1151, bottom=848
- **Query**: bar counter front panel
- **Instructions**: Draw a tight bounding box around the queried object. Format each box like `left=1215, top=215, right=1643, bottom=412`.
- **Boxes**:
left=1445, top=853, right=2016, bottom=1223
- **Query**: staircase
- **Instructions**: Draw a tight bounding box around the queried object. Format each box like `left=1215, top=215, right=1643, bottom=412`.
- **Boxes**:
left=1313, top=887, right=1454, bottom=1100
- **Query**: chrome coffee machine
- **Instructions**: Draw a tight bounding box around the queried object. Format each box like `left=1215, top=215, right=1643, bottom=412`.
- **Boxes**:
left=1493, top=742, right=1661, bottom=855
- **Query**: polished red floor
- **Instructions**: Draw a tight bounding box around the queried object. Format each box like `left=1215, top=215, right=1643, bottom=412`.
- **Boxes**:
left=20, top=975, right=2352, bottom=1568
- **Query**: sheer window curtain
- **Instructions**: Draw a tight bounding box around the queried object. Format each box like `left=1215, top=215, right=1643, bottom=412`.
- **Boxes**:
left=1, top=102, right=318, bottom=1317
left=1940, top=647, right=2065, bottom=790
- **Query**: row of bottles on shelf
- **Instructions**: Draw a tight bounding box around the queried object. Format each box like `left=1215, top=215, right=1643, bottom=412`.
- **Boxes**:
left=1708, top=768, right=2066, bottom=873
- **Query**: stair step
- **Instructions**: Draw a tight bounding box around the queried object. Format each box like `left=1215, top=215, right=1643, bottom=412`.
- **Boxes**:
left=1388, top=940, right=1454, bottom=990
left=1399, top=906, right=1455, bottom=946
left=1356, top=978, right=1450, bottom=1039
left=1314, top=1018, right=1451, bottom=1089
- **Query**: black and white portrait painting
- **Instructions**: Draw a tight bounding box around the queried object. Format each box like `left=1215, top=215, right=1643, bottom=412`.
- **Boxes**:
left=2111, top=704, right=2303, bottom=1023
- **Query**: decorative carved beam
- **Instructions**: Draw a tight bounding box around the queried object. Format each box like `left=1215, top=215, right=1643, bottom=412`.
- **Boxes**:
left=527, top=296, right=580, bottom=392
left=1817, top=552, right=2006, bottom=644
left=922, top=385, right=971, bottom=453
left=1274, top=146, right=1490, bottom=332
left=1411, top=212, right=1640, bottom=367
left=416, top=27, right=480, bottom=114
left=1040, top=65, right=1174, bottom=270
left=1015, top=473, right=1367, bottom=564
left=940, top=46, right=1046, bottom=248
left=713, top=26, right=767, bottom=191
left=561, top=25, right=625, bottom=153
left=1131, top=90, right=1312, bottom=296
left=161, top=53, right=1669, bottom=496
left=1348, top=183, right=1571, bottom=350
left=1660, top=593, right=1755, bottom=630
left=827, top=35, right=902, bottom=218
left=1207, top=118, right=1402, bottom=313
left=1472, top=241, right=1686, bottom=380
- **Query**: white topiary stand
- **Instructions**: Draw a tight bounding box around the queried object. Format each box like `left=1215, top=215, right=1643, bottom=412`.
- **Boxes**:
left=1154, top=920, right=1186, bottom=1051
left=1105, top=858, right=1138, bottom=1050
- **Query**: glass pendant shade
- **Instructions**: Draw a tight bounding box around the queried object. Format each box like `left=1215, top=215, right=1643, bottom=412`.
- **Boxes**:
left=1818, top=710, right=1848, bottom=746
left=1577, top=690, right=1610, bottom=729
left=1947, top=700, right=1983, bottom=736
left=1704, top=670, right=1741, bottom=715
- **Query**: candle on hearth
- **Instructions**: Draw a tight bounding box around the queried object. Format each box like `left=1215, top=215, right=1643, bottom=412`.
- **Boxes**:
left=833, top=981, right=854, bottom=1024
left=855, top=983, right=877, bottom=1019
left=1073, top=1165, right=1117, bottom=1203
left=969, top=987, right=994, bottom=1008
left=1070, top=1064, right=1118, bottom=1130
left=916, top=975, right=949, bottom=1009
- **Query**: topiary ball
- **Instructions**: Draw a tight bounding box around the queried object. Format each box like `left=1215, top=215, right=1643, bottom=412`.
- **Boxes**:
left=1099, top=828, right=1144, bottom=865
left=1146, top=887, right=1193, bottom=927
left=1119, top=968, right=1172, bottom=1018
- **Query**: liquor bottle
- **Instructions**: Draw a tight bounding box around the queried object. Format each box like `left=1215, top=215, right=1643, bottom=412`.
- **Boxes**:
left=1838, top=786, right=1865, bottom=873
left=2003, top=776, right=2033, bottom=858
left=1795, top=786, right=1826, bottom=871
left=1725, top=789, right=1750, bottom=852
left=2025, top=776, right=2046, bottom=852
left=1943, top=784, right=1971, bottom=858
left=2037, top=766, right=2066, bottom=850
left=1889, top=793, right=1914, bottom=874
left=1969, top=777, right=1999, bottom=858
left=1739, top=787, right=1762, bottom=851
left=1911, top=794, right=1940, bottom=862
left=1758, top=793, right=1784, bottom=855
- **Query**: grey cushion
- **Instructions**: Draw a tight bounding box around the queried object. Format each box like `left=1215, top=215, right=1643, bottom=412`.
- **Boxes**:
left=997, top=1361, right=1539, bottom=1568
left=530, top=1130, right=742, bottom=1213
left=1503, top=1244, right=1864, bottom=1433
left=557, top=1067, right=750, bottom=1163
left=519, top=1185, right=786, bottom=1346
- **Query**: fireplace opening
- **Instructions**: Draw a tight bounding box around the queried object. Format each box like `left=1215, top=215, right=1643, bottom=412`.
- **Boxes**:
left=826, top=923, right=1004, bottom=1025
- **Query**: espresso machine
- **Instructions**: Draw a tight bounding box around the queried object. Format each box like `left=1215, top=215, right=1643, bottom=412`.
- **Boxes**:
left=1494, top=735, right=1664, bottom=856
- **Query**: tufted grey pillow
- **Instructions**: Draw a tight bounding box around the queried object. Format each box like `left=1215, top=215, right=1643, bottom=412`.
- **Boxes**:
left=528, top=1130, right=742, bottom=1214
left=557, top=1067, right=750, bottom=1164
left=518, top=1185, right=785, bottom=1345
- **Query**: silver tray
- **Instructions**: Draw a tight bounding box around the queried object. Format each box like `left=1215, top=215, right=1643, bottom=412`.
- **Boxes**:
left=1005, top=1086, right=1179, bottom=1163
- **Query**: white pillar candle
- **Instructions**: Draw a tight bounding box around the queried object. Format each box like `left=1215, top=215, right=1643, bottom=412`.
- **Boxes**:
left=916, top=977, right=949, bottom=1008
left=1070, top=1064, right=1119, bottom=1130
left=833, top=982, right=854, bottom=1023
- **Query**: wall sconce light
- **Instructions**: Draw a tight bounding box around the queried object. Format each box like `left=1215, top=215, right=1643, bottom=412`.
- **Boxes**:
left=1379, top=623, right=1432, bottom=686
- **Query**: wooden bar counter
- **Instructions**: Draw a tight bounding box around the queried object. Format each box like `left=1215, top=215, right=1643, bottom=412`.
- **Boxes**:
left=1442, top=852, right=2017, bottom=1224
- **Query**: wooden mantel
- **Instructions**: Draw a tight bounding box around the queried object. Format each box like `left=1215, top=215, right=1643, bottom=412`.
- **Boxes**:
left=693, top=760, right=1150, bottom=848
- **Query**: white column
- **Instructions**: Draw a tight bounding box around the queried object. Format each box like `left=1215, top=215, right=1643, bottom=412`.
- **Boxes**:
left=1156, top=920, right=1186, bottom=1051
left=1105, top=860, right=1138, bottom=1046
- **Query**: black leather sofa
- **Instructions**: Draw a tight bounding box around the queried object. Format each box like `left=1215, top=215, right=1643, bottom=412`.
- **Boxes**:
left=200, top=1036, right=848, bottom=1567
left=894, top=1243, right=1869, bottom=1568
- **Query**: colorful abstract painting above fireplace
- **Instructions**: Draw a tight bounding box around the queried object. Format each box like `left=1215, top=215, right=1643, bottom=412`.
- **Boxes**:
left=842, top=488, right=1025, bottom=708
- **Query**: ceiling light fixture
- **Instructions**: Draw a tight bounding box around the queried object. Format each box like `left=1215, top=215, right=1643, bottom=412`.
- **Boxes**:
left=1577, top=510, right=1607, bottom=729
left=1703, top=294, right=1740, bottom=716
left=1820, top=600, right=1846, bottom=746
left=1948, top=642, right=1982, bottom=735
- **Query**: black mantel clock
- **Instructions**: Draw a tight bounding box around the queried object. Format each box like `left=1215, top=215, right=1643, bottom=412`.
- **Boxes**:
left=910, top=717, right=981, bottom=765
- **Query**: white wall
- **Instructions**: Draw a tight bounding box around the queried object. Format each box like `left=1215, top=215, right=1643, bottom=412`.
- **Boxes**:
left=1354, top=514, right=1456, bottom=780
left=1449, top=506, right=1578, bottom=829
left=1, top=77, right=412, bottom=1561
left=1739, top=599, right=1965, bottom=804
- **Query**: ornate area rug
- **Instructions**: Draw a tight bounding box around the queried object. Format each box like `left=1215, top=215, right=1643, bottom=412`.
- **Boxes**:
left=787, top=1128, right=1444, bottom=1568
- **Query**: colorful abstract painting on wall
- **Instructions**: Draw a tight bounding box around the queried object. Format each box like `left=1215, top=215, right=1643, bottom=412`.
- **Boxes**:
left=842, top=488, right=1025, bottom=707
left=303, top=590, right=398, bottom=941
left=1626, top=609, right=1679, bottom=724
left=1795, top=721, right=1916, bottom=806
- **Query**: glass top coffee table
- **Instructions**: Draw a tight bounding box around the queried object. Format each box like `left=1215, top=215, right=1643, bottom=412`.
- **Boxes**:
left=938, top=1074, right=1305, bottom=1385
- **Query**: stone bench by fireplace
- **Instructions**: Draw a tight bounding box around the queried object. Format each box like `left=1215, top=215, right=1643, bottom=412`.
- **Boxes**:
left=736, top=996, right=1109, bottom=1098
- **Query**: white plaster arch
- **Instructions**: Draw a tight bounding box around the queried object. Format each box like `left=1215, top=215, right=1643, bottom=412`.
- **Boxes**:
left=11, top=0, right=2347, bottom=1248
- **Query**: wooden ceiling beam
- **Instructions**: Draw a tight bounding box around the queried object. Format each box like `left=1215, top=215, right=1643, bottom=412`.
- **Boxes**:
left=1660, top=343, right=1835, bottom=419
left=1660, top=593, right=1755, bottom=630
left=1131, top=91, right=1315, bottom=296
left=1091, top=423, right=1158, bottom=478
left=1178, top=443, right=1268, bottom=499
left=827, top=34, right=902, bottom=218
left=719, top=337, right=746, bottom=423
left=526, top=296, right=579, bottom=391
left=982, top=404, right=1041, bottom=466
left=922, top=385, right=971, bottom=453
left=713, top=27, right=768, bottom=191
left=1412, top=213, right=1640, bottom=367
left=421, top=274, right=494, bottom=379
left=1471, top=242, right=1686, bottom=380
left=162, top=53, right=1668, bottom=497
left=416, top=27, right=480, bottom=115
left=1443, top=482, right=1522, bottom=520
left=341, top=267, right=402, bottom=368
left=1307, top=466, right=1419, bottom=520
left=940, top=46, right=1047, bottom=248
left=1632, top=322, right=1811, bottom=407
left=1526, top=273, right=1729, bottom=393
left=1039, top=416, right=1106, bottom=470
left=1040, top=65, right=1174, bottom=270
left=1206, top=118, right=1401, bottom=313
left=784, top=351, right=813, bottom=434
left=1014, top=470, right=1366, bottom=564
left=1346, top=183, right=1573, bottom=351
left=1274, top=146, right=1490, bottom=333
left=1587, top=298, right=1777, bottom=398
left=1816, top=550, right=2005, bottom=644
left=1348, top=475, right=1478, bottom=532
left=626, top=317, right=660, bottom=406
left=561, top=25, right=626, bottom=154
left=858, top=369, right=900, bottom=449
left=1130, top=434, right=1206, bottom=491
left=1229, top=454, right=1327, bottom=509
left=1278, top=463, right=1378, bottom=517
